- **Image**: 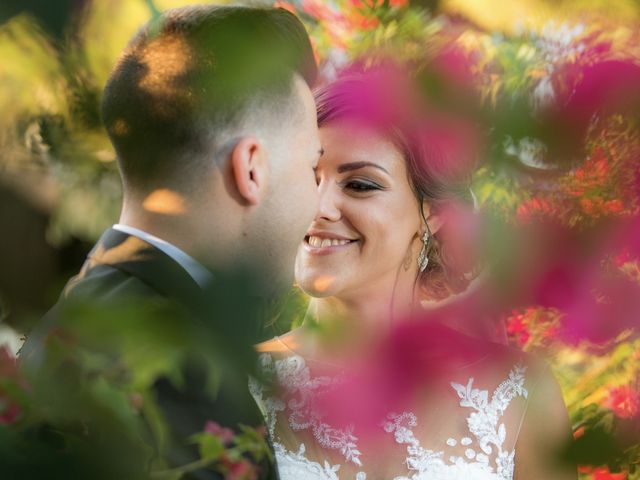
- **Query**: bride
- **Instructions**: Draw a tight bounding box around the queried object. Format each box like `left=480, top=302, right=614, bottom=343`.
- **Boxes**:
left=252, top=71, right=576, bottom=480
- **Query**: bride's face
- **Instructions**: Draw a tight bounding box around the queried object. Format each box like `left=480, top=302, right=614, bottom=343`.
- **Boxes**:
left=295, top=122, right=423, bottom=299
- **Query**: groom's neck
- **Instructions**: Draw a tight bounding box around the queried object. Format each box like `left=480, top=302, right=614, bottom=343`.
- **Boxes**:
left=118, top=194, right=242, bottom=272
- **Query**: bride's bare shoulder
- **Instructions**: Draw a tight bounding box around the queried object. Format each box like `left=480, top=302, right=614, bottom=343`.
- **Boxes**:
left=255, top=328, right=306, bottom=355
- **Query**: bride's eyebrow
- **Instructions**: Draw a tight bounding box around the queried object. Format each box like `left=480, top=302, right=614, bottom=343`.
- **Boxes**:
left=337, top=161, right=389, bottom=174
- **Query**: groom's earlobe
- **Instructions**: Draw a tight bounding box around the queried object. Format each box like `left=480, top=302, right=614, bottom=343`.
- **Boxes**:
left=231, top=137, right=268, bottom=206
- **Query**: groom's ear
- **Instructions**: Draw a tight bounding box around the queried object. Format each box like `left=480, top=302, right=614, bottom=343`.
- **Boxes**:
left=230, top=137, right=269, bottom=206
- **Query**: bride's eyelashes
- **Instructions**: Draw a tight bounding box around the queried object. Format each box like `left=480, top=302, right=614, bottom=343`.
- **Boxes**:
left=342, top=179, right=385, bottom=193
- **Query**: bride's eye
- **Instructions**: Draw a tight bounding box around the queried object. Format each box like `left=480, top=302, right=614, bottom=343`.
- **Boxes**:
left=344, top=180, right=383, bottom=192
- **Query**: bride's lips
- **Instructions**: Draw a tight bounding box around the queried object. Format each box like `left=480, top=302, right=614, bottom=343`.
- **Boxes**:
left=302, top=231, right=359, bottom=255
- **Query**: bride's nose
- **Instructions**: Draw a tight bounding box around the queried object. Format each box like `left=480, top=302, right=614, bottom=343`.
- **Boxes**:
left=316, top=181, right=341, bottom=222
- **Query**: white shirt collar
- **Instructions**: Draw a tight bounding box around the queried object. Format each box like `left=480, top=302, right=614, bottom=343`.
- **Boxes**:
left=112, top=224, right=213, bottom=289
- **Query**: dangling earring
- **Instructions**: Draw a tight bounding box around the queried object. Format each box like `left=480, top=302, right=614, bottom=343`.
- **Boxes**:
left=417, top=229, right=431, bottom=273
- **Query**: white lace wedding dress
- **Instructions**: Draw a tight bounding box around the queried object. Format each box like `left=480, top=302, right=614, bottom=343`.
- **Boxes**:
left=250, top=336, right=535, bottom=480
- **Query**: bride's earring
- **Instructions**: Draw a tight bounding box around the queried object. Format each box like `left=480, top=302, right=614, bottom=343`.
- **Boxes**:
left=417, top=230, right=430, bottom=272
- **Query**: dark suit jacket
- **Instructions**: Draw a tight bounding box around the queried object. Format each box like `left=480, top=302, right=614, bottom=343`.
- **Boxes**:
left=21, top=228, right=277, bottom=480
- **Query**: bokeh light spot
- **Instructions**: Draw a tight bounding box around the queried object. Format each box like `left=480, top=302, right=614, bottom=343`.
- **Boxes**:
left=142, top=189, right=186, bottom=215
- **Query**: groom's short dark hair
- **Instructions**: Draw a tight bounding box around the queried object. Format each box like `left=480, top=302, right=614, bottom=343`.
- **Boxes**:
left=101, top=5, right=316, bottom=193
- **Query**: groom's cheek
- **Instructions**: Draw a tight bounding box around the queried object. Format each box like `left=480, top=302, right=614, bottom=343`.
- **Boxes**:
left=298, top=169, right=319, bottom=233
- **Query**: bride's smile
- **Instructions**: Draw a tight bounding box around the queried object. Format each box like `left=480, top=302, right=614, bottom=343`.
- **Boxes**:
left=303, top=231, right=359, bottom=251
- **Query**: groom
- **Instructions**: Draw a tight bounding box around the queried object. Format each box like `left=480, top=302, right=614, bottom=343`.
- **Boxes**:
left=21, top=5, right=321, bottom=479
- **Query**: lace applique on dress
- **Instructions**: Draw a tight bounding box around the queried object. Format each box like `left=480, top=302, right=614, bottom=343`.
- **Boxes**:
left=381, top=364, right=528, bottom=480
left=252, top=353, right=367, bottom=479
left=273, top=442, right=341, bottom=480
left=249, top=355, right=285, bottom=438
left=251, top=353, right=527, bottom=480
left=273, top=442, right=368, bottom=480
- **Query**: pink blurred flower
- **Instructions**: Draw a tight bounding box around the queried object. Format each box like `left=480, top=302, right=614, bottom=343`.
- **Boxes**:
left=558, top=215, right=640, bottom=344
left=578, top=465, right=628, bottom=480
left=301, top=0, right=335, bottom=20
left=219, top=454, right=258, bottom=480
left=204, top=420, right=235, bottom=445
left=0, top=393, right=20, bottom=425
left=497, top=216, right=640, bottom=346
left=411, top=115, right=483, bottom=186
left=0, top=346, right=17, bottom=373
left=562, top=274, right=640, bottom=345
left=613, top=250, right=633, bottom=268
left=430, top=44, right=481, bottom=97
left=559, top=60, right=640, bottom=135
left=534, top=33, right=640, bottom=163
left=593, top=470, right=627, bottom=480
left=273, top=1, right=296, bottom=14
left=318, top=306, right=506, bottom=438
left=506, top=312, right=531, bottom=348
left=0, top=346, right=22, bottom=425
left=603, top=386, right=639, bottom=419
left=220, top=452, right=258, bottom=480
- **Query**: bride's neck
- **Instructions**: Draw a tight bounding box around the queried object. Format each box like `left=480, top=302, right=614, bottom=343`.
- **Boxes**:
left=296, top=287, right=416, bottom=362
left=308, top=282, right=417, bottom=334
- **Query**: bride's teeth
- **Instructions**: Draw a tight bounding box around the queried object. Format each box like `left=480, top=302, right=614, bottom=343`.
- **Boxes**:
left=307, top=236, right=353, bottom=248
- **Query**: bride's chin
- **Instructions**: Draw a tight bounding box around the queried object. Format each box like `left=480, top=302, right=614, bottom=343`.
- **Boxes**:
left=296, top=275, right=340, bottom=298
left=301, top=288, right=334, bottom=299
